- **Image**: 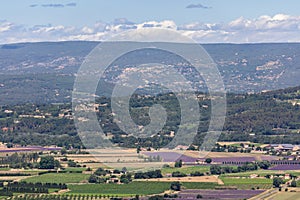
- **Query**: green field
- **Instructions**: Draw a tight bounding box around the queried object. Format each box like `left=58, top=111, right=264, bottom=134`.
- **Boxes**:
left=161, top=166, right=209, bottom=175
left=23, top=173, right=90, bottom=184
left=221, top=177, right=272, bottom=189
left=68, top=181, right=218, bottom=195
left=222, top=177, right=272, bottom=184
left=63, top=167, right=87, bottom=172
left=0, top=168, right=10, bottom=171
left=68, top=182, right=170, bottom=195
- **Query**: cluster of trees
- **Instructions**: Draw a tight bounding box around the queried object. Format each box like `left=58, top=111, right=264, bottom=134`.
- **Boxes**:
left=210, top=161, right=270, bottom=175
left=211, top=143, right=253, bottom=153
left=119, top=173, right=133, bottom=184
left=67, top=160, right=81, bottom=168
left=257, top=161, right=272, bottom=169
left=88, top=168, right=132, bottom=184
left=4, top=186, right=48, bottom=194
left=134, top=170, right=163, bottom=179
left=0, top=152, right=39, bottom=169
left=0, top=153, right=78, bottom=173
left=0, top=181, right=68, bottom=196
left=18, top=182, right=67, bottom=189
left=172, top=171, right=186, bottom=177
left=147, top=193, right=185, bottom=200
left=190, top=171, right=205, bottom=176
left=171, top=170, right=204, bottom=177
left=88, top=168, right=109, bottom=184
left=0, top=173, right=31, bottom=177
left=163, top=193, right=178, bottom=198
left=39, top=156, right=60, bottom=169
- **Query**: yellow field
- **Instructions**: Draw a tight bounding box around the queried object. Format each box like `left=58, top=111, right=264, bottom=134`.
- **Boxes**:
left=134, top=175, right=223, bottom=184
left=0, top=176, right=31, bottom=181
left=268, top=191, right=300, bottom=200
left=216, top=141, right=252, bottom=146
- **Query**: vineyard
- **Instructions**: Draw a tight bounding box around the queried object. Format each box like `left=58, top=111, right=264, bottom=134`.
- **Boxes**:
left=9, top=194, right=123, bottom=200
left=68, top=182, right=170, bottom=195
left=24, top=173, right=90, bottom=184
left=221, top=177, right=273, bottom=189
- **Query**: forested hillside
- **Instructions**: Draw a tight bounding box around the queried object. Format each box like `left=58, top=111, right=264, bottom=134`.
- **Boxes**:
left=0, top=86, right=300, bottom=148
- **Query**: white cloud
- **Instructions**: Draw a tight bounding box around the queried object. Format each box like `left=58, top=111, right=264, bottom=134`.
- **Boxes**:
left=81, top=27, right=94, bottom=34
left=138, top=20, right=177, bottom=29
left=31, top=25, right=66, bottom=34
left=225, top=14, right=300, bottom=32
left=65, top=32, right=108, bottom=41
left=180, top=14, right=300, bottom=43
left=1, top=14, right=300, bottom=44
left=0, top=21, right=13, bottom=33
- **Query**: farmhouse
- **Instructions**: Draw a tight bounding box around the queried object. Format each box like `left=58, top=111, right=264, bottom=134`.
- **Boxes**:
left=267, top=144, right=299, bottom=151
left=1, top=127, right=13, bottom=132
left=174, top=145, right=189, bottom=150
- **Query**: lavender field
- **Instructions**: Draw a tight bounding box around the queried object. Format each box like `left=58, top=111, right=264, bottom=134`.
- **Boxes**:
left=143, top=152, right=259, bottom=164
left=167, top=189, right=265, bottom=200
left=268, top=164, right=300, bottom=170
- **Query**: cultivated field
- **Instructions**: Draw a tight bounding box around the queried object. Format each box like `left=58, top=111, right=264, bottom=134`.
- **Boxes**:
left=23, top=173, right=90, bottom=184
left=268, top=191, right=300, bottom=200
left=177, top=189, right=265, bottom=200
left=185, top=151, right=259, bottom=158
left=135, top=175, right=222, bottom=183
left=68, top=182, right=171, bottom=195
left=76, top=148, right=175, bottom=170
left=161, top=165, right=209, bottom=175
left=221, top=177, right=273, bottom=189
left=67, top=181, right=218, bottom=195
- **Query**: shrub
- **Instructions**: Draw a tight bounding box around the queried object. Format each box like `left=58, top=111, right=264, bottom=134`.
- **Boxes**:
left=273, top=177, right=283, bottom=188
left=172, top=171, right=187, bottom=177
left=175, top=160, right=182, bottom=168
left=170, top=181, right=181, bottom=191
left=291, top=180, right=297, bottom=187
left=88, top=174, right=98, bottom=183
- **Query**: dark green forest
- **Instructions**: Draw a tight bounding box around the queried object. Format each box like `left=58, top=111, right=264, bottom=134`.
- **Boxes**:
left=0, top=86, right=300, bottom=148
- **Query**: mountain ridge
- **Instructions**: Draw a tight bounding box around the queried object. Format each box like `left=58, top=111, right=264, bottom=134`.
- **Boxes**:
left=0, top=41, right=300, bottom=104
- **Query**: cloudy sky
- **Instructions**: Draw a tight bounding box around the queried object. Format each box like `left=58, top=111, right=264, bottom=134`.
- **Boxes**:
left=1, top=0, right=300, bottom=44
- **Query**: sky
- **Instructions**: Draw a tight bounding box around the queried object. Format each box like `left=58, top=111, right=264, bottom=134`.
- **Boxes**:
left=1, top=0, right=300, bottom=44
